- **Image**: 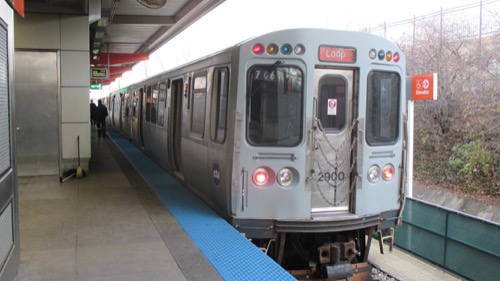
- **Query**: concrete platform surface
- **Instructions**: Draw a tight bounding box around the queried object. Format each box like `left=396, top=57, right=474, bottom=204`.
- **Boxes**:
left=16, top=131, right=222, bottom=281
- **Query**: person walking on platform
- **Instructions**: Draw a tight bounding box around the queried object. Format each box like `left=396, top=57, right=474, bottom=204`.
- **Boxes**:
left=96, top=99, right=108, bottom=138
left=90, top=99, right=97, bottom=127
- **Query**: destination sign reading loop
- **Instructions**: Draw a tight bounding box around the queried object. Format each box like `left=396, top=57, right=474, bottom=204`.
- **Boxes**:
left=319, top=46, right=357, bottom=63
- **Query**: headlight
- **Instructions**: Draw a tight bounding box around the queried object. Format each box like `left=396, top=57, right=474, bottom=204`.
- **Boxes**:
left=277, top=168, right=294, bottom=187
left=367, top=165, right=381, bottom=183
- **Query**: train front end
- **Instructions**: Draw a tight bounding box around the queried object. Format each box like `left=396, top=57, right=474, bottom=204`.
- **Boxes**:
left=231, top=29, right=407, bottom=278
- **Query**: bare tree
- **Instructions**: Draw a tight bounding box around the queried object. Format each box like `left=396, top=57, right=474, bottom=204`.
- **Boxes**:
left=397, top=20, right=499, bottom=194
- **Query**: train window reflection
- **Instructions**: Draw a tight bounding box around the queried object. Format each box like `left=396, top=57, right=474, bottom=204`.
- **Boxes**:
left=157, top=82, right=166, bottom=126
left=133, top=89, right=141, bottom=117
left=366, top=71, right=400, bottom=145
left=191, top=72, right=207, bottom=137
left=145, top=85, right=152, bottom=123
left=151, top=83, right=158, bottom=124
left=124, top=92, right=129, bottom=117
left=210, top=67, right=229, bottom=143
left=247, top=65, right=303, bottom=146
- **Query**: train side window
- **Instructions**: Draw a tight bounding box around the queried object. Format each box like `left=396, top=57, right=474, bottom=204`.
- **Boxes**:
left=157, top=82, right=167, bottom=126
left=210, top=67, right=229, bottom=143
left=114, top=95, right=120, bottom=114
left=145, top=85, right=152, bottom=123
left=0, top=23, right=11, bottom=175
left=366, top=71, right=400, bottom=145
left=124, top=92, right=130, bottom=117
left=318, top=75, right=347, bottom=132
left=151, top=83, right=158, bottom=125
left=119, top=93, right=124, bottom=117
left=191, top=72, right=207, bottom=137
left=133, top=89, right=140, bottom=117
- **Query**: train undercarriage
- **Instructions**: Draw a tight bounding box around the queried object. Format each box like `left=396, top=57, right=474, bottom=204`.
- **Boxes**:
left=251, top=227, right=376, bottom=281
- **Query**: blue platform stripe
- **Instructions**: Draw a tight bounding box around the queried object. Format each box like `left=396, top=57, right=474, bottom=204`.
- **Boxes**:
left=108, top=130, right=295, bottom=281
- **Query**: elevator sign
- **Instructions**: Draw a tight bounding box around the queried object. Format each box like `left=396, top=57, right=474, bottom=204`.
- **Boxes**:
left=411, top=73, right=438, bottom=100
left=91, top=68, right=108, bottom=79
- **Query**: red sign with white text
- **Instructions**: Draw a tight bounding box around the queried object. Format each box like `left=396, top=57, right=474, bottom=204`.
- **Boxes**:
left=412, top=73, right=438, bottom=100
left=319, top=46, right=356, bottom=63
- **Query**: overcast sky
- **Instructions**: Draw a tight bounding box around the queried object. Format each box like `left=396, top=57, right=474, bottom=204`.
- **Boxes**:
left=99, top=0, right=484, bottom=94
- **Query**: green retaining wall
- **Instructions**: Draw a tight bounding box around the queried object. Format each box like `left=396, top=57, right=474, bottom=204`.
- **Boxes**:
left=395, top=198, right=500, bottom=281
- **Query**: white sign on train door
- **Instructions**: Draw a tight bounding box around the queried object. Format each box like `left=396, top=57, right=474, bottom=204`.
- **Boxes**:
left=327, top=98, right=337, bottom=115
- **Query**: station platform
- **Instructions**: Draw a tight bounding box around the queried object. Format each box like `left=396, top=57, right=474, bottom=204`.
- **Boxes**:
left=16, top=127, right=468, bottom=281
left=16, top=128, right=293, bottom=281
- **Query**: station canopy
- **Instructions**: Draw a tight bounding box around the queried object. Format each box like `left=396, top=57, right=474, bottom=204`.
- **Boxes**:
left=23, top=0, right=225, bottom=85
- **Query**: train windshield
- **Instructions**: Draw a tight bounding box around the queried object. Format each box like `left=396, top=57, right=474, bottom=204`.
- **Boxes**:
left=366, top=71, right=401, bottom=145
left=247, top=64, right=303, bottom=146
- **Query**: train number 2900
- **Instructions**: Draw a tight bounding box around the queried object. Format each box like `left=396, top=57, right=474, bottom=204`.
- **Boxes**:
left=318, top=171, right=345, bottom=182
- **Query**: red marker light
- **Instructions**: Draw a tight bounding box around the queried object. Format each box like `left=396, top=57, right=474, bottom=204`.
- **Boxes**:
left=382, top=165, right=395, bottom=181
left=252, top=43, right=265, bottom=55
left=393, top=52, right=400, bottom=62
left=253, top=168, right=269, bottom=186
left=255, top=172, right=267, bottom=183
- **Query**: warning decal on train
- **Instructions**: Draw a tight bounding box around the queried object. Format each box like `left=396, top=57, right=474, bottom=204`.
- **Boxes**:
left=327, top=99, right=337, bottom=115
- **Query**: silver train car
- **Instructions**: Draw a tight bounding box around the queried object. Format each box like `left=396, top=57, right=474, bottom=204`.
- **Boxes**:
left=106, top=28, right=407, bottom=279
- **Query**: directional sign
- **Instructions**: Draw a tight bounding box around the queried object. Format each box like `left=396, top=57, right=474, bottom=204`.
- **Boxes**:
left=90, top=82, right=102, bottom=90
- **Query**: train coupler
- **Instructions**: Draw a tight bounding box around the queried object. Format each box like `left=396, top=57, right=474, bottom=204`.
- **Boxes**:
left=326, top=262, right=371, bottom=281
left=318, top=241, right=357, bottom=264
left=326, top=263, right=352, bottom=280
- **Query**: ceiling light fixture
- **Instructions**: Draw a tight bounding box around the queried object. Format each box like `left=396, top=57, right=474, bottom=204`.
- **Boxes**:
left=136, top=0, right=167, bottom=9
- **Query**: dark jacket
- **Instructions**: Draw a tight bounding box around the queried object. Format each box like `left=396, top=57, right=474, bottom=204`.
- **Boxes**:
left=96, top=101, right=108, bottom=121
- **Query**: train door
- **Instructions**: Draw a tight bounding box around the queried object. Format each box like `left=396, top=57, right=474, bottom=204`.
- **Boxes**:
left=311, top=68, right=356, bottom=213
left=167, top=78, right=184, bottom=175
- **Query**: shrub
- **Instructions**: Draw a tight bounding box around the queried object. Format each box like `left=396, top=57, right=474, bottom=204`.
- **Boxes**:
left=449, top=140, right=496, bottom=194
